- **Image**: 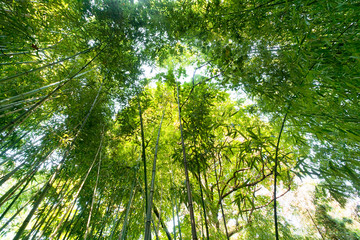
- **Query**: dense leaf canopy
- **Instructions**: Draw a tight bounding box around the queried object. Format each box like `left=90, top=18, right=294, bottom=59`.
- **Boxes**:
left=0, top=0, right=359, bottom=239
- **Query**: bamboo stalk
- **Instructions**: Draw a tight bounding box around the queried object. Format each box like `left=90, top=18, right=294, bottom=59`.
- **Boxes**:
left=274, top=112, right=288, bottom=240
left=61, top=207, right=79, bottom=240
left=153, top=205, right=172, bottom=240
left=0, top=45, right=104, bottom=142
left=197, top=170, right=210, bottom=240
left=25, top=178, right=72, bottom=240
left=119, top=178, right=137, bottom=240
left=12, top=82, right=103, bottom=240
left=213, top=156, right=230, bottom=240
left=152, top=218, right=160, bottom=240
left=50, top=136, right=103, bottom=239
left=138, top=97, right=149, bottom=217
left=176, top=82, right=198, bottom=240
left=0, top=197, right=33, bottom=232
left=171, top=186, right=177, bottom=240
left=145, top=110, right=165, bottom=240
left=175, top=192, right=183, bottom=240
left=85, top=135, right=103, bottom=240
left=306, top=209, right=325, bottom=240
left=0, top=47, right=94, bottom=83
left=0, top=147, right=54, bottom=208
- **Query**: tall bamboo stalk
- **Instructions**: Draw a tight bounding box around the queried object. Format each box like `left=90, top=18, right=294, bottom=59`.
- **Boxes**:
left=192, top=125, right=209, bottom=240
left=138, top=97, right=149, bottom=216
left=214, top=157, right=229, bottom=239
left=175, top=193, right=183, bottom=240
left=85, top=135, right=103, bottom=240
left=109, top=192, right=127, bottom=239
left=61, top=207, right=79, bottom=240
left=119, top=177, right=137, bottom=240
left=0, top=80, right=63, bottom=106
left=0, top=173, right=33, bottom=222
left=63, top=210, right=84, bottom=240
left=95, top=188, right=118, bottom=239
left=274, top=112, right=288, bottom=240
left=0, top=149, right=52, bottom=208
left=176, top=82, right=198, bottom=240
left=153, top=205, right=172, bottom=240
left=0, top=197, right=33, bottom=232
left=25, top=178, right=72, bottom=240
left=152, top=218, right=160, bottom=240
left=145, top=110, right=165, bottom=240
left=171, top=185, right=177, bottom=240
left=197, top=170, right=210, bottom=240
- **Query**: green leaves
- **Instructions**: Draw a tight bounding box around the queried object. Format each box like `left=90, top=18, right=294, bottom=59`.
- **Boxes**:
left=0, top=1, right=359, bottom=239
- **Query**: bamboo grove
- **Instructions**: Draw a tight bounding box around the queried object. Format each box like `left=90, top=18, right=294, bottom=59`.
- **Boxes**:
left=0, top=0, right=359, bottom=239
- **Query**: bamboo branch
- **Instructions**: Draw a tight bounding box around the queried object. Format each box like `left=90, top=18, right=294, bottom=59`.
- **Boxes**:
left=221, top=171, right=273, bottom=202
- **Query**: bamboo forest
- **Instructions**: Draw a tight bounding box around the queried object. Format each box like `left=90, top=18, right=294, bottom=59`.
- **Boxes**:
left=0, top=0, right=359, bottom=239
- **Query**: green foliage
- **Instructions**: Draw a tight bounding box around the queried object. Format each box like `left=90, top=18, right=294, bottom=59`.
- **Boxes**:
left=0, top=0, right=359, bottom=239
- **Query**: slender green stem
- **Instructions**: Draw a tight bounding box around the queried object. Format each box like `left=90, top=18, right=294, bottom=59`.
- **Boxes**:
left=145, top=110, right=165, bottom=240
left=138, top=97, right=148, bottom=217
left=176, top=82, right=198, bottom=240
left=274, top=112, right=288, bottom=240
left=214, top=156, right=229, bottom=240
